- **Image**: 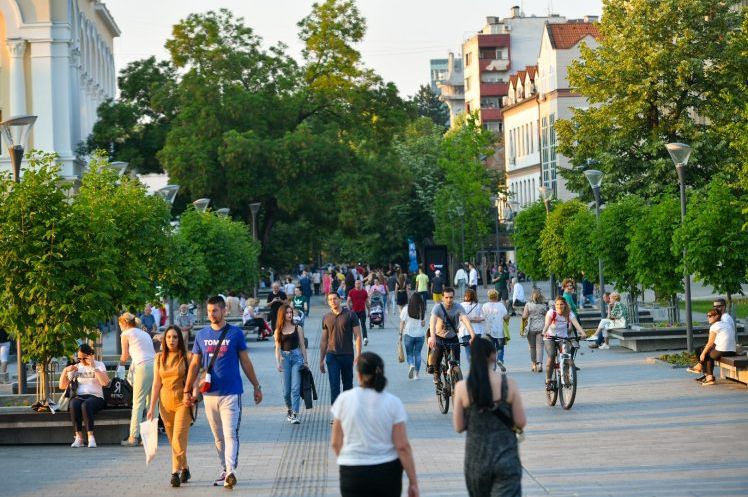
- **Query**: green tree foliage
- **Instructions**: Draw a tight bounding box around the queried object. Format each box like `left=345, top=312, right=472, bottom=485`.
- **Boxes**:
left=410, top=85, right=449, bottom=130
left=433, top=114, right=496, bottom=259
left=513, top=201, right=549, bottom=281
left=556, top=0, right=743, bottom=201
left=628, top=195, right=683, bottom=300
left=84, top=57, right=177, bottom=173
left=176, top=209, right=260, bottom=298
left=673, top=176, right=748, bottom=304
left=591, top=196, right=645, bottom=298
left=563, top=206, right=598, bottom=281
left=539, top=200, right=587, bottom=280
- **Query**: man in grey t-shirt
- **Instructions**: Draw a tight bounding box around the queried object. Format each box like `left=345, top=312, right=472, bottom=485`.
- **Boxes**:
left=427, top=287, right=476, bottom=383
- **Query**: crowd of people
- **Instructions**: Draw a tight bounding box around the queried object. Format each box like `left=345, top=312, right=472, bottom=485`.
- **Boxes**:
left=54, top=259, right=740, bottom=497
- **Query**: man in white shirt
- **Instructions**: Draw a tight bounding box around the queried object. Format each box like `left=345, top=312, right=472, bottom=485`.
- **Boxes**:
left=454, top=265, right=468, bottom=299
left=119, top=312, right=156, bottom=447
left=713, top=298, right=736, bottom=334
left=468, top=263, right=479, bottom=292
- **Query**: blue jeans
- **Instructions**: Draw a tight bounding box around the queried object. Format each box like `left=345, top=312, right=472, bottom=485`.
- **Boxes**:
left=490, top=337, right=506, bottom=363
left=281, top=348, right=304, bottom=413
left=461, top=334, right=482, bottom=362
left=326, top=353, right=354, bottom=405
left=402, top=335, right=424, bottom=373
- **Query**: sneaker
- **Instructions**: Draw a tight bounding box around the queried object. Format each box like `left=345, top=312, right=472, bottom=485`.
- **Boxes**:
left=87, top=436, right=97, bottom=448
left=413, top=371, right=419, bottom=380
left=536, top=363, right=542, bottom=373
left=213, top=470, right=227, bottom=487
left=426, top=364, right=434, bottom=374
left=686, top=366, right=702, bottom=374
left=71, top=437, right=84, bottom=448
left=701, top=377, right=716, bottom=386
left=599, top=344, right=610, bottom=350
left=224, top=471, right=237, bottom=489
left=170, top=473, right=181, bottom=487
left=363, top=338, right=368, bottom=346
left=286, top=409, right=293, bottom=423
left=290, top=413, right=300, bottom=424
left=545, top=381, right=555, bottom=391
left=180, top=468, right=191, bottom=483
left=408, top=366, right=415, bottom=379
left=694, top=375, right=706, bottom=382
left=121, top=437, right=139, bottom=447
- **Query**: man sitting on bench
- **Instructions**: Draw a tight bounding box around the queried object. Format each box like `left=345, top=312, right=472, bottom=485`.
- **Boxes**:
left=689, top=308, right=737, bottom=385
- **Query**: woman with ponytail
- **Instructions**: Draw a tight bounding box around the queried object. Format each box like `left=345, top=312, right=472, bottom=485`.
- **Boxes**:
left=453, top=338, right=526, bottom=497
left=331, top=352, right=419, bottom=497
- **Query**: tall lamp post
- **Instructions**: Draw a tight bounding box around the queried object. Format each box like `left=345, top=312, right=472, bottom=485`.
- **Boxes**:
left=666, top=142, right=694, bottom=352
left=538, top=186, right=556, bottom=299
left=1, top=115, right=37, bottom=394
left=490, top=195, right=501, bottom=265
left=584, top=169, right=607, bottom=318
left=455, top=205, right=465, bottom=264
left=249, top=202, right=261, bottom=241
left=155, top=185, right=180, bottom=327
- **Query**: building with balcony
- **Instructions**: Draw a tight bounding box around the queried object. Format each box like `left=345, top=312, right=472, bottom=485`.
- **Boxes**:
left=502, top=18, right=600, bottom=209
left=0, top=0, right=120, bottom=180
left=436, top=52, right=464, bottom=128
left=461, top=6, right=566, bottom=134
left=429, top=58, right=448, bottom=95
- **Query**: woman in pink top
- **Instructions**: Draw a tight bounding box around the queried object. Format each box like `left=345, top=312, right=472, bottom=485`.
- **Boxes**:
left=323, top=272, right=333, bottom=295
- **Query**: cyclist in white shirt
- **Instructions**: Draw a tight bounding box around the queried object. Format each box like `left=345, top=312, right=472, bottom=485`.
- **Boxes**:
left=541, top=297, right=586, bottom=390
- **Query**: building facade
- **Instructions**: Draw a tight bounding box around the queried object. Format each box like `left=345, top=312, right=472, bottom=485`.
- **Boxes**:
left=429, top=58, right=448, bottom=95
left=502, top=18, right=600, bottom=208
left=461, top=7, right=566, bottom=133
left=436, top=52, right=464, bottom=128
left=0, top=0, right=119, bottom=179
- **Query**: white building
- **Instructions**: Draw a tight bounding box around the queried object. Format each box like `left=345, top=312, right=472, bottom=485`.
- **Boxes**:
left=436, top=52, right=465, bottom=128
left=502, top=18, right=600, bottom=208
left=0, top=0, right=120, bottom=179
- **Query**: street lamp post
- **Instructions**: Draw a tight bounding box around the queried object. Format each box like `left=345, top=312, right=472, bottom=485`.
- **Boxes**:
left=155, top=185, right=180, bottom=328
left=491, top=195, right=501, bottom=265
left=584, top=169, right=607, bottom=318
left=538, top=186, right=556, bottom=299
left=1, top=115, right=37, bottom=394
left=249, top=202, right=261, bottom=241
left=666, top=142, right=694, bottom=353
left=455, top=205, right=465, bottom=264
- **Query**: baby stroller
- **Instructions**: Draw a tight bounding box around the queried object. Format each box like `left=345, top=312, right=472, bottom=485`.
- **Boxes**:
left=369, top=292, right=385, bottom=328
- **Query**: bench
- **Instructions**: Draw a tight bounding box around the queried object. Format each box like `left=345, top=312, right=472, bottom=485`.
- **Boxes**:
left=0, top=407, right=131, bottom=444
left=717, top=354, right=748, bottom=386
left=609, top=324, right=747, bottom=352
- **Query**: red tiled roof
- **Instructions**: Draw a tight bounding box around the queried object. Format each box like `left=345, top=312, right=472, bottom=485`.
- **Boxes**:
left=525, top=65, right=538, bottom=79
left=509, top=74, right=518, bottom=87
left=547, top=22, right=600, bottom=49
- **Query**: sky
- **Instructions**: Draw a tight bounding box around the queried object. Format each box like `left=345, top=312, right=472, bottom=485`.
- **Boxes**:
left=108, top=0, right=603, bottom=98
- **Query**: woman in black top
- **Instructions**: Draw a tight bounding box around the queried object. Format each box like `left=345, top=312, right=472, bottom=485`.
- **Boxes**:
left=274, top=304, right=309, bottom=424
left=395, top=273, right=409, bottom=312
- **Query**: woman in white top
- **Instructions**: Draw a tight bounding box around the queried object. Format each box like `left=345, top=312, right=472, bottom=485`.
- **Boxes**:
left=59, top=343, right=110, bottom=448
left=481, top=289, right=509, bottom=366
left=399, top=293, right=426, bottom=380
left=119, top=312, right=157, bottom=447
left=331, top=352, right=419, bottom=497
left=459, top=288, right=484, bottom=362
left=541, top=297, right=586, bottom=390
left=698, top=308, right=737, bottom=386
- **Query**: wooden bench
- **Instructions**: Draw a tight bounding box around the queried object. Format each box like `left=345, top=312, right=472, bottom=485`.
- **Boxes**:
left=0, top=407, right=131, bottom=444
left=717, top=354, right=748, bottom=386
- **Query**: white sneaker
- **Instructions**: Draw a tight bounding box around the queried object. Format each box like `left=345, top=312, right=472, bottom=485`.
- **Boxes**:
left=363, top=338, right=368, bottom=346
left=290, top=413, right=300, bottom=424
left=599, top=343, right=610, bottom=350
left=413, top=372, right=419, bottom=380
left=87, top=436, right=97, bottom=448
left=71, top=437, right=84, bottom=448
left=408, top=366, right=415, bottom=379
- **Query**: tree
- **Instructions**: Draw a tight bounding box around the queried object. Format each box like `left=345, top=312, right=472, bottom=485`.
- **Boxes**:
left=555, top=0, right=743, bottom=201
left=513, top=201, right=549, bottom=281
left=628, top=195, right=683, bottom=308
left=410, top=84, right=449, bottom=130
left=673, top=176, right=748, bottom=307
left=539, top=200, right=587, bottom=280
left=433, top=114, right=496, bottom=259
left=563, top=206, right=598, bottom=281
left=84, top=57, right=177, bottom=173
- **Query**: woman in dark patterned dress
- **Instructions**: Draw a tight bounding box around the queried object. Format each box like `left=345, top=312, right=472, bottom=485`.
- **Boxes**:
left=453, top=338, right=527, bottom=497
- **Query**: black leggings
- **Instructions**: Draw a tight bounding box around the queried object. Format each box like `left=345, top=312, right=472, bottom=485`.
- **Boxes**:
left=69, top=395, right=106, bottom=432
left=355, top=311, right=368, bottom=339
left=697, top=347, right=736, bottom=376
left=340, top=459, right=403, bottom=497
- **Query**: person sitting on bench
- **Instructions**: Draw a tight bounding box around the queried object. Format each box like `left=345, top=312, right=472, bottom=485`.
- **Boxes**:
left=243, top=298, right=273, bottom=340
left=689, top=308, right=737, bottom=385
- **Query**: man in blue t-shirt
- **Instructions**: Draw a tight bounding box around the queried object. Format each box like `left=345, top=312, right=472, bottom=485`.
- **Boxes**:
left=185, top=296, right=263, bottom=489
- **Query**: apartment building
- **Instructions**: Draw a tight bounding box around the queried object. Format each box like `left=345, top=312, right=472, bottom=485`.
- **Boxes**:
left=436, top=52, right=465, bottom=128
left=429, top=58, right=449, bottom=95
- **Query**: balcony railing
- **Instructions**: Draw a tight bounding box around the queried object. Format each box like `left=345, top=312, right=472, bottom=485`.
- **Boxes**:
left=480, top=82, right=509, bottom=97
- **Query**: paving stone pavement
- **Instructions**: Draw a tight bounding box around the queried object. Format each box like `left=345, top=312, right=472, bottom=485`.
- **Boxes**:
left=1, top=291, right=747, bottom=497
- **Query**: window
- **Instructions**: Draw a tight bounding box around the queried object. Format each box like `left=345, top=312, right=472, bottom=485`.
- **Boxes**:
left=541, top=113, right=558, bottom=197
left=481, top=97, right=500, bottom=108
left=465, top=77, right=471, bottom=92
left=465, top=53, right=471, bottom=66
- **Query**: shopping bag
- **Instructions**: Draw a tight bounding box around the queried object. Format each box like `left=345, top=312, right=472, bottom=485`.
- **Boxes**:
left=396, top=336, right=405, bottom=363
left=519, top=318, right=527, bottom=337
left=140, top=418, right=159, bottom=465
left=503, top=321, right=511, bottom=344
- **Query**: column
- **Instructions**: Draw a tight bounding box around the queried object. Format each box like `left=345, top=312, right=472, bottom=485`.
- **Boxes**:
left=69, top=46, right=82, bottom=148
left=7, top=39, right=27, bottom=117
left=30, top=39, right=73, bottom=158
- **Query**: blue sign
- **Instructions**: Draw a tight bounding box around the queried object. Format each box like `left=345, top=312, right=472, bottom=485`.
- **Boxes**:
left=408, top=238, right=418, bottom=273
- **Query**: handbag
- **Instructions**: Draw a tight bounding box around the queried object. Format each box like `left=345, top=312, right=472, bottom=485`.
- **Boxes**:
left=396, top=335, right=405, bottom=363
left=199, top=324, right=231, bottom=393
left=519, top=318, right=527, bottom=337
left=503, top=321, right=511, bottom=344
left=105, top=377, right=133, bottom=408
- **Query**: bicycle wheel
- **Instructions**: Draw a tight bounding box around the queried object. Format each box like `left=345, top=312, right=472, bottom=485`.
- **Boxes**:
left=437, top=370, right=450, bottom=414
left=559, top=359, right=577, bottom=410
left=545, top=369, right=558, bottom=407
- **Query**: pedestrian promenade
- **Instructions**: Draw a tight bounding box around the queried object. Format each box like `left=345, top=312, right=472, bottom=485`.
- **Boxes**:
left=1, top=292, right=747, bottom=496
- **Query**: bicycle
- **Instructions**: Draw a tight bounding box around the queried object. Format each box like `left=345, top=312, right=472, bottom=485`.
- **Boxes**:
left=434, top=341, right=464, bottom=414
left=544, top=336, right=578, bottom=410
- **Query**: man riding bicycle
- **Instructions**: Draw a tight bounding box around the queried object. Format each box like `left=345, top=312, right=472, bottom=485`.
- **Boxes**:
left=541, top=296, right=587, bottom=390
left=428, top=287, right=477, bottom=384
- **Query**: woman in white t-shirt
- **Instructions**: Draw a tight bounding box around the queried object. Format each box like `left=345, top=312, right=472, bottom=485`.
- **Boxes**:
left=541, top=297, right=586, bottom=390
left=459, top=288, right=484, bottom=362
left=698, top=308, right=737, bottom=386
left=399, top=293, right=426, bottom=380
left=481, top=289, right=510, bottom=365
left=331, top=352, right=419, bottom=497
left=59, top=343, right=110, bottom=448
